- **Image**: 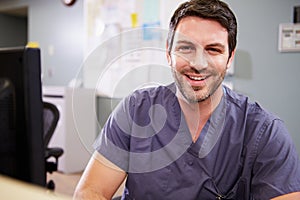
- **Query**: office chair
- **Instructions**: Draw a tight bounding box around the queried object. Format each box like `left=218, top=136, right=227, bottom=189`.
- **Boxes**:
left=43, top=101, right=64, bottom=190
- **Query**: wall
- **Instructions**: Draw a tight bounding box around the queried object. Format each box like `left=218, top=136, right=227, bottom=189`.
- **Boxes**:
left=225, top=0, right=300, bottom=153
left=0, top=0, right=84, bottom=86
left=29, top=0, right=84, bottom=86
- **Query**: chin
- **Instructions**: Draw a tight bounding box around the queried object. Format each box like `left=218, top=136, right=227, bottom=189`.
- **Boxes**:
left=182, top=90, right=211, bottom=103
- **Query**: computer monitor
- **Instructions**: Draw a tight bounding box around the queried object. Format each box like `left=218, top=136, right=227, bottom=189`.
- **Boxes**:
left=0, top=46, right=46, bottom=187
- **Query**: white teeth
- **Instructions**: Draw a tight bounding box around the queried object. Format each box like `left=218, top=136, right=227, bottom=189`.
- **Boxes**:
left=189, top=76, right=205, bottom=81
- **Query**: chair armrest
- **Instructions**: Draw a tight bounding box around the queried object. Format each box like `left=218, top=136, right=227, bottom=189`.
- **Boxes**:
left=45, top=147, right=64, bottom=160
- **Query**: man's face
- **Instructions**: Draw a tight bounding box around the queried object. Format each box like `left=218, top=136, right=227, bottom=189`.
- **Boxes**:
left=167, top=16, right=234, bottom=103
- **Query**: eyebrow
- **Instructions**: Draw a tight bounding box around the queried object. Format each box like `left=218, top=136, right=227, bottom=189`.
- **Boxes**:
left=174, top=40, right=195, bottom=45
left=175, top=40, right=226, bottom=49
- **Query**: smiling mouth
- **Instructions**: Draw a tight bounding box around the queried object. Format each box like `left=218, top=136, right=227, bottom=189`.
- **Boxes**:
left=187, top=75, right=206, bottom=81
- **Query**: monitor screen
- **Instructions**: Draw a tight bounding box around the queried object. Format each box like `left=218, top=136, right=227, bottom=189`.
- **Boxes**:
left=0, top=46, right=46, bottom=187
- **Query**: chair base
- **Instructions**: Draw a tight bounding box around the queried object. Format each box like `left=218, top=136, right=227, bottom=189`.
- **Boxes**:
left=46, top=180, right=55, bottom=190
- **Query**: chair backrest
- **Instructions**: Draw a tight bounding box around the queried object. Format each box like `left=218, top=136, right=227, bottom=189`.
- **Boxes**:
left=43, top=102, right=59, bottom=148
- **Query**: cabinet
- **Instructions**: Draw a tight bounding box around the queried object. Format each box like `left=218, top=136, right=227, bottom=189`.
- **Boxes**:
left=43, top=86, right=97, bottom=173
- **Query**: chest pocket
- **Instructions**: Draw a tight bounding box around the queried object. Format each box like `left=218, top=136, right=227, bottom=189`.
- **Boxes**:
left=199, top=144, right=253, bottom=200
left=194, top=138, right=253, bottom=200
left=200, top=177, right=251, bottom=200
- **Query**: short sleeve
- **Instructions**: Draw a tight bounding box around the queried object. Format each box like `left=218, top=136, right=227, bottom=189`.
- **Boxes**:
left=93, top=96, right=132, bottom=172
left=252, top=119, right=300, bottom=199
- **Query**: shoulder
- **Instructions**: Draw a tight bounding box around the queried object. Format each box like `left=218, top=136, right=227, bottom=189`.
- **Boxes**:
left=223, top=86, right=279, bottom=123
left=223, top=86, right=289, bottom=148
left=112, top=83, right=179, bottom=126
left=124, top=83, right=177, bottom=108
left=129, top=83, right=176, bottom=100
left=223, top=86, right=296, bottom=156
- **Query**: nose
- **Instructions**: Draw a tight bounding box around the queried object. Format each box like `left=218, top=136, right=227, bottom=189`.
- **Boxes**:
left=189, top=49, right=208, bottom=69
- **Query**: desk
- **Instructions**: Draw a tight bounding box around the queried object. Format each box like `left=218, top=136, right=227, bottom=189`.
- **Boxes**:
left=0, top=175, right=71, bottom=200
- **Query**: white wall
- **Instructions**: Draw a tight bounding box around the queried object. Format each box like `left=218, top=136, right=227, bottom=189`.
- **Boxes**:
left=28, top=0, right=84, bottom=86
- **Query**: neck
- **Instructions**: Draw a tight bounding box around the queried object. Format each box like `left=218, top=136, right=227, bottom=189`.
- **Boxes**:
left=177, top=86, right=224, bottom=142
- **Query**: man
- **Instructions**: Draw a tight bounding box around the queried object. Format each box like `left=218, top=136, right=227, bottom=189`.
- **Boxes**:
left=73, top=0, right=300, bottom=199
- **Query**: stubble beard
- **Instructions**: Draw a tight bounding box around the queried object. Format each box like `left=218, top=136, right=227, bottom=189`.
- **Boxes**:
left=172, top=67, right=227, bottom=104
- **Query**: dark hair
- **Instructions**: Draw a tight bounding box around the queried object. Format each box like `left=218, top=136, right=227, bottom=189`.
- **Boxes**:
left=167, top=0, right=237, bottom=59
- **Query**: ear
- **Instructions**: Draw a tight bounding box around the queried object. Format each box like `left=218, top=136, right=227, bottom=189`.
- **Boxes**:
left=226, top=49, right=236, bottom=69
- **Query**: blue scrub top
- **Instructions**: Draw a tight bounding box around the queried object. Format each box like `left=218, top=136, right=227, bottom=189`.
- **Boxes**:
left=94, top=83, right=300, bottom=200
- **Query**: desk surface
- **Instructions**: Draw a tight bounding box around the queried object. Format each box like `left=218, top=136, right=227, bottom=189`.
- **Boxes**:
left=0, top=175, right=71, bottom=200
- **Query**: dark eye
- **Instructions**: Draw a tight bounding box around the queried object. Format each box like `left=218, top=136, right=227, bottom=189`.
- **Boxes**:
left=207, top=48, right=221, bottom=53
left=206, top=46, right=224, bottom=55
left=175, top=45, right=196, bottom=54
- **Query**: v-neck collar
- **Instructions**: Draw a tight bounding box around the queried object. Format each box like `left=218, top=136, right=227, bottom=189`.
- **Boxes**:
left=180, top=88, right=227, bottom=158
